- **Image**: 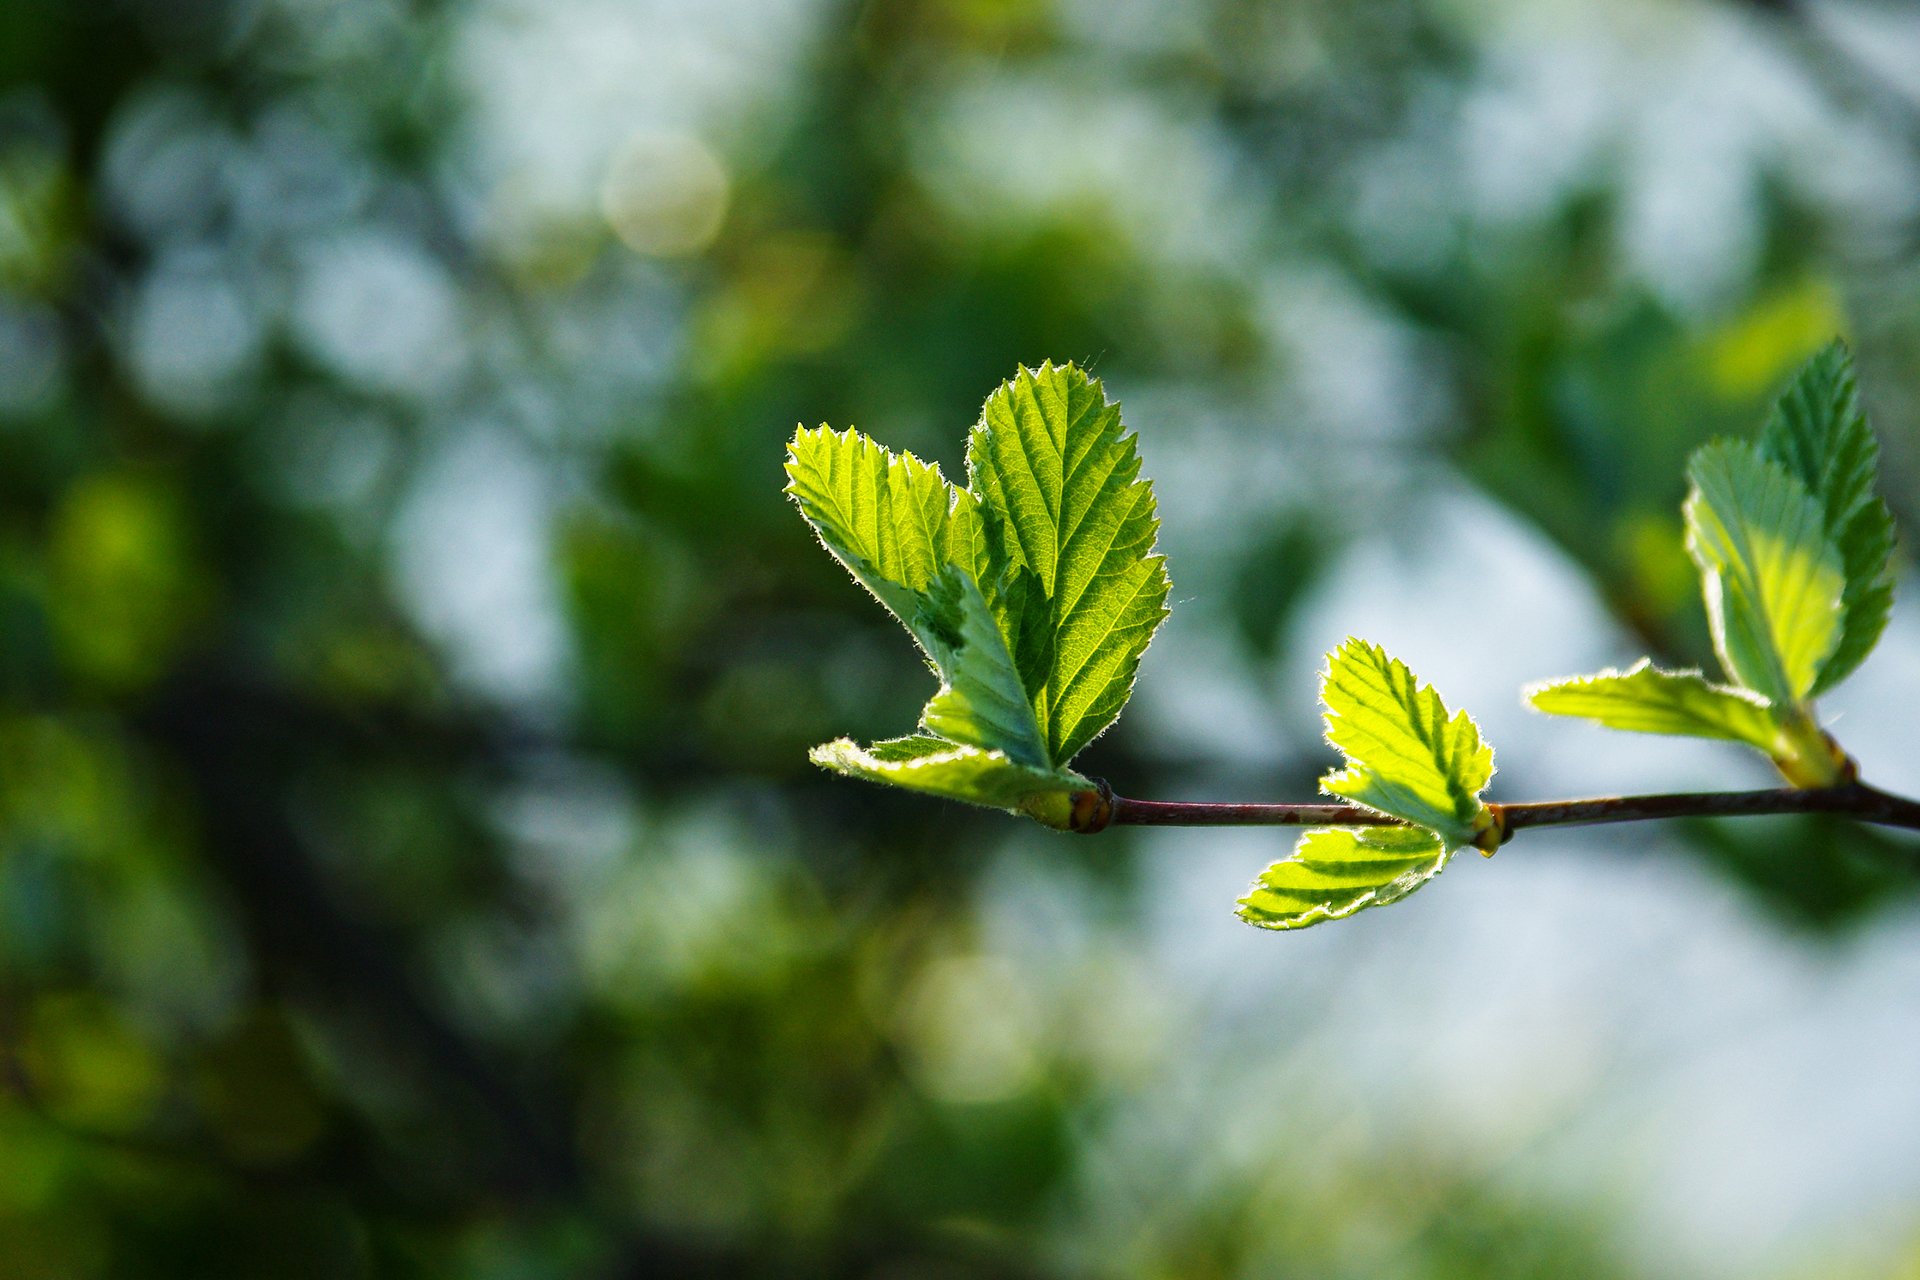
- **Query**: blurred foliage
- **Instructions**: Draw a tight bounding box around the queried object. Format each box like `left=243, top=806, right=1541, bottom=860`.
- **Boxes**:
left=0, top=0, right=1917, bottom=1275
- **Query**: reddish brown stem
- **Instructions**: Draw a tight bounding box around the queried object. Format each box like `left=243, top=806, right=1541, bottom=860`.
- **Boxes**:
left=1075, top=781, right=1920, bottom=840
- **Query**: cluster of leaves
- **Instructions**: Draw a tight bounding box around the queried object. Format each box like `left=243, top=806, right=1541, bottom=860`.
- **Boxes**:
left=786, top=362, right=1170, bottom=824
left=790, top=344, right=1898, bottom=933
left=1528, top=342, right=1894, bottom=787
left=1236, top=639, right=1500, bottom=929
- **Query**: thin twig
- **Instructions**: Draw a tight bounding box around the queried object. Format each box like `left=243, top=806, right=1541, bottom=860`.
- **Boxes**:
left=1075, top=781, right=1920, bottom=841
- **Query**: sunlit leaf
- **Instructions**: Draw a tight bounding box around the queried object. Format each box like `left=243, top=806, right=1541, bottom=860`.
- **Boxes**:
left=809, top=735, right=1083, bottom=817
left=967, top=362, right=1171, bottom=764
left=915, top=567, right=1050, bottom=766
left=1318, top=637, right=1494, bottom=850
left=1525, top=659, right=1780, bottom=750
left=788, top=425, right=1051, bottom=765
left=1236, top=825, right=1451, bottom=931
left=785, top=424, right=985, bottom=658
left=1756, top=341, right=1896, bottom=694
left=1683, top=441, right=1844, bottom=705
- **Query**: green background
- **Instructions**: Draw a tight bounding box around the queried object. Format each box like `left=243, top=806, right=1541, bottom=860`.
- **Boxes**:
left=2, top=0, right=1919, bottom=1275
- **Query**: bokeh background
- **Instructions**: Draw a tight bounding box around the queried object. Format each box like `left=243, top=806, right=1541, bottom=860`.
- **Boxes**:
left=5, top=0, right=1920, bottom=1275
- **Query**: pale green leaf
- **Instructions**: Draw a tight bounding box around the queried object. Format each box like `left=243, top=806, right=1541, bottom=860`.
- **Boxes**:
left=787, top=426, right=1052, bottom=764
left=1683, top=440, right=1845, bottom=705
left=914, top=567, right=1050, bottom=766
left=967, top=362, right=1171, bottom=764
left=1236, top=826, right=1451, bottom=931
left=1319, top=638, right=1494, bottom=849
left=784, top=425, right=985, bottom=657
left=809, top=735, right=1083, bottom=814
left=1755, top=341, right=1896, bottom=693
left=1525, top=659, right=1780, bottom=750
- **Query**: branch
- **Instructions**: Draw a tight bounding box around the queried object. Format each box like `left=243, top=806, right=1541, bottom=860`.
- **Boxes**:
left=1068, top=780, right=1920, bottom=842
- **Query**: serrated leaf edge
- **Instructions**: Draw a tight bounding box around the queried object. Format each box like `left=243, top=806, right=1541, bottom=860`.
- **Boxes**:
left=1235, top=826, right=1453, bottom=931
left=1521, top=659, right=1773, bottom=713
left=964, top=361, right=1172, bottom=765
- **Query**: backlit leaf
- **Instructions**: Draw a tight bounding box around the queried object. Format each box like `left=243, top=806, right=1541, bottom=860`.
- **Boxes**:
left=1755, top=341, right=1896, bottom=694
left=785, top=425, right=984, bottom=657
left=1319, top=638, right=1494, bottom=850
left=788, top=426, right=1051, bottom=765
left=809, top=735, right=1083, bottom=816
left=1683, top=441, right=1844, bottom=705
left=967, top=363, right=1171, bottom=764
left=1236, top=826, right=1451, bottom=931
left=1525, top=659, right=1780, bottom=750
left=915, top=567, right=1050, bottom=766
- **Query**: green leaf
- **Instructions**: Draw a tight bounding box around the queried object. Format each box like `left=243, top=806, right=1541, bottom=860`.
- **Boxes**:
left=1241, top=644, right=1494, bottom=931
left=1683, top=440, right=1845, bottom=705
left=1525, top=659, right=1780, bottom=750
left=967, top=363, right=1171, bottom=764
left=786, top=426, right=1052, bottom=765
left=1318, top=638, right=1494, bottom=850
left=1236, top=826, right=1452, bottom=931
left=809, top=735, right=1083, bottom=816
left=915, top=567, right=1050, bottom=766
left=785, top=425, right=985, bottom=658
left=791, top=367, right=1174, bottom=813
left=1755, top=341, right=1896, bottom=694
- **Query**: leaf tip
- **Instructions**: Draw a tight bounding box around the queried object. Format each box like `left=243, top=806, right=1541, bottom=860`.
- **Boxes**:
left=807, top=737, right=859, bottom=772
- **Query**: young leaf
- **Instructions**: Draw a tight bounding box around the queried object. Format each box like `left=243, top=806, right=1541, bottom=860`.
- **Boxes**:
left=1755, top=341, right=1896, bottom=694
left=1237, top=825, right=1451, bottom=931
left=809, top=735, right=1083, bottom=817
left=1684, top=441, right=1845, bottom=706
left=967, top=363, right=1171, bottom=764
left=785, top=425, right=985, bottom=657
left=1525, top=660, right=1780, bottom=750
left=787, top=425, right=1052, bottom=765
left=915, top=567, right=1050, bottom=766
left=1319, top=638, right=1495, bottom=850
